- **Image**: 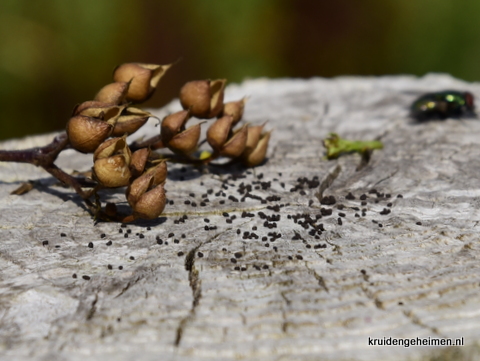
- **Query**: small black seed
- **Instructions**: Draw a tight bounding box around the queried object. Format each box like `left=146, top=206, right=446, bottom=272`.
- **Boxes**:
left=337, top=218, right=343, bottom=225
left=88, top=242, right=93, bottom=248
left=82, top=275, right=91, bottom=280
left=234, top=252, right=243, bottom=258
left=178, top=252, right=184, bottom=257
left=387, top=203, right=393, bottom=207
left=60, top=233, right=66, bottom=237
left=139, top=234, right=145, bottom=239
left=234, top=266, right=240, bottom=271
left=107, top=264, right=113, bottom=270
left=100, top=233, right=106, bottom=238
left=204, top=218, right=210, bottom=223
left=174, top=239, right=179, bottom=244
left=118, top=266, right=123, bottom=270
left=72, top=273, right=77, bottom=278
left=360, top=194, right=367, bottom=200
left=147, top=227, right=151, bottom=230
left=42, top=240, right=49, bottom=246
left=119, top=229, right=123, bottom=234
left=106, top=241, right=112, bottom=246
left=130, top=256, right=135, bottom=260
left=416, top=222, right=422, bottom=225
left=236, top=229, right=241, bottom=235
left=197, top=252, right=204, bottom=258
left=361, top=201, right=367, bottom=206
left=338, top=212, right=346, bottom=217
left=296, top=255, right=303, bottom=260
left=397, top=194, right=403, bottom=198
left=184, top=200, right=191, bottom=205
left=124, top=234, right=128, bottom=238
left=230, top=258, right=237, bottom=264
left=346, top=192, right=355, bottom=200
left=223, top=212, right=229, bottom=217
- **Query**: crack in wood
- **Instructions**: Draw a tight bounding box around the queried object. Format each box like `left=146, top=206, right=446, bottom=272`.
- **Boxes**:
left=174, top=231, right=229, bottom=347
left=316, top=164, right=341, bottom=201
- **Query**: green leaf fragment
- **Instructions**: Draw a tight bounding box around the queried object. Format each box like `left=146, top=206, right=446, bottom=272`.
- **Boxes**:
left=323, top=133, right=383, bottom=160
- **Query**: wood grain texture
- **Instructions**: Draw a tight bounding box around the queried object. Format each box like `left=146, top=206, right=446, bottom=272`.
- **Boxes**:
left=1, top=75, right=480, bottom=360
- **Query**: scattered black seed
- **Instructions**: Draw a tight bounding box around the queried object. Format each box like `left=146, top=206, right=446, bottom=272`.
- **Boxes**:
left=273, top=246, right=278, bottom=252
left=262, top=264, right=269, bottom=269
left=355, top=213, right=360, bottom=217
left=236, top=229, right=241, bottom=235
left=139, top=234, right=145, bottom=239
left=222, top=248, right=227, bottom=251
left=181, top=234, right=186, bottom=238
left=337, top=218, right=343, bottom=225
left=106, top=241, right=112, bottom=246
left=204, top=218, right=210, bottom=223
left=200, top=202, right=206, bottom=206
left=169, top=200, right=174, bottom=205
left=121, top=224, right=127, bottom=228
left=265, top=243, right=270, bottom=247
left=296, top=255, right=303, bottom=260
left=156, top=237, right=163, bottom=245
left=379, top=208, right=391, bottom=215
left=223, top=212, right=229, bottom=217
left=197, top=252, right=204, bottom=258
left=42, top=240, right=48, bottom=246
left=219, top=200, right=225, bottom=204
left=107, top=264, right=113, bottom=270
left=168, top=232, right=174, bottom=237
left=226, top=219, right=232, bottom=224
left=119, top=229, right=123, bottom=234
left=118, top=266, right=123, bottom=270
left=372, top=220, right=378, bottom=224
left=320, top=195, right=336, bottom=205
left=228, top=195, right=239, bottom=202
left=397, top=194, right=403, bottom=198
left=360, top=194, right=367, bottom=200
left=338, top=212, right=346, bottom=217
left=82, top=275, right=91, bottom=280
left=361, top=201, right=367, bottom=206
left=88, top=242, right=93, bottom=248
left=320, top=208, right=333, bottom=216
left=368, top=189, right=377, bottom=194
left=234, top=266, right=240, bottom=271
left=100, top=233, right=106, bottom=238
left=234, top=252, right=243, bottom=259
left=124, top=233, right=128, bottom=238
left=184, top=200, right=191, bottom=205
left=378, top=224, right=383, bottom=228
left=230, top=258, right=237, bottom=264
left=387, top=203, right=393, bottom=207
left=147, top=227, right=151, bottom=230
left=178, top=252, right=184, bottom=257
left=72, top=273, right=77, bottom=278
left=360, top=269, right=366, bottom=275
left=385, top=194, right=391, bottom=198
left=55, top=245, right=60, bottom=248
left=127, top=229, right=132, bottom=234
left=189, top=192, right=195, bottom=197
left=165, top=241, right=168, bottom=245
left=252, top=226, right=257, bottom=231
left=416, top=222, right=422, bottom=225
left=130, top=256, right=135, bottom=260
left=346, top=192, right=355, bottom=200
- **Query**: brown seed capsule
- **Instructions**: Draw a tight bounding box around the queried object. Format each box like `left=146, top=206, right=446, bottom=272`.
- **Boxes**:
left=131, top=183, right=166, bottom=220
left=94, top=81, right=130, bottom=104
left=126, top=173, right=166, bottom=220
left=220, top=98, right=246, bottom=125
left=242, top=131, right=271, bottom=167
left=179, top=79, right=226, bottom=118
left=92, top=136, right=132, bottom=187
left=160, top=110, right=190, bottom=144
left=111, top=107, right=152, bottom=137
left=167, top=123, right=202, bottom=155
left=67, top=115, right=113, bottom=153
left=126, top=172, right=154, bottom=206
left=220, top=124, right=248, bottom=158
left=93, top=155, right=132, bottom=187
left=75, top=103, right=124, bottom=125
left=244, top=123, right=266, bottom=153
left=207, top=115, right=234, bottom=152
left=145, top=160, right=167, bottom=186
left=113, top=63, right=172, bottom=103
left=130, top=148, right=150, bottom=178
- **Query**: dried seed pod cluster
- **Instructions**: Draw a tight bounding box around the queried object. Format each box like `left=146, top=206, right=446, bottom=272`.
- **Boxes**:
left=62, top=63, right=270, bottom=222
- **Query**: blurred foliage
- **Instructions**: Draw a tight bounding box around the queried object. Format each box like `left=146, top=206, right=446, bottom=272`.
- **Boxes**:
left=1, top=0, right=480, bottom=140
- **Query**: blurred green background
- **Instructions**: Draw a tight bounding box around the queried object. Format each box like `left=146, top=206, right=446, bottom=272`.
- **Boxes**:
left=1, top=0, right=480, bottom=140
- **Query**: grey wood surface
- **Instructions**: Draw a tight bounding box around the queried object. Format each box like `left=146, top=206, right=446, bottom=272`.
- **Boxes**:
left=1, top=75, right=480, bottom=361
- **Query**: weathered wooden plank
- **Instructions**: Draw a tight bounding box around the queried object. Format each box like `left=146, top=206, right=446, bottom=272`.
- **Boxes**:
left=1, top=74, right=480, bottom=360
